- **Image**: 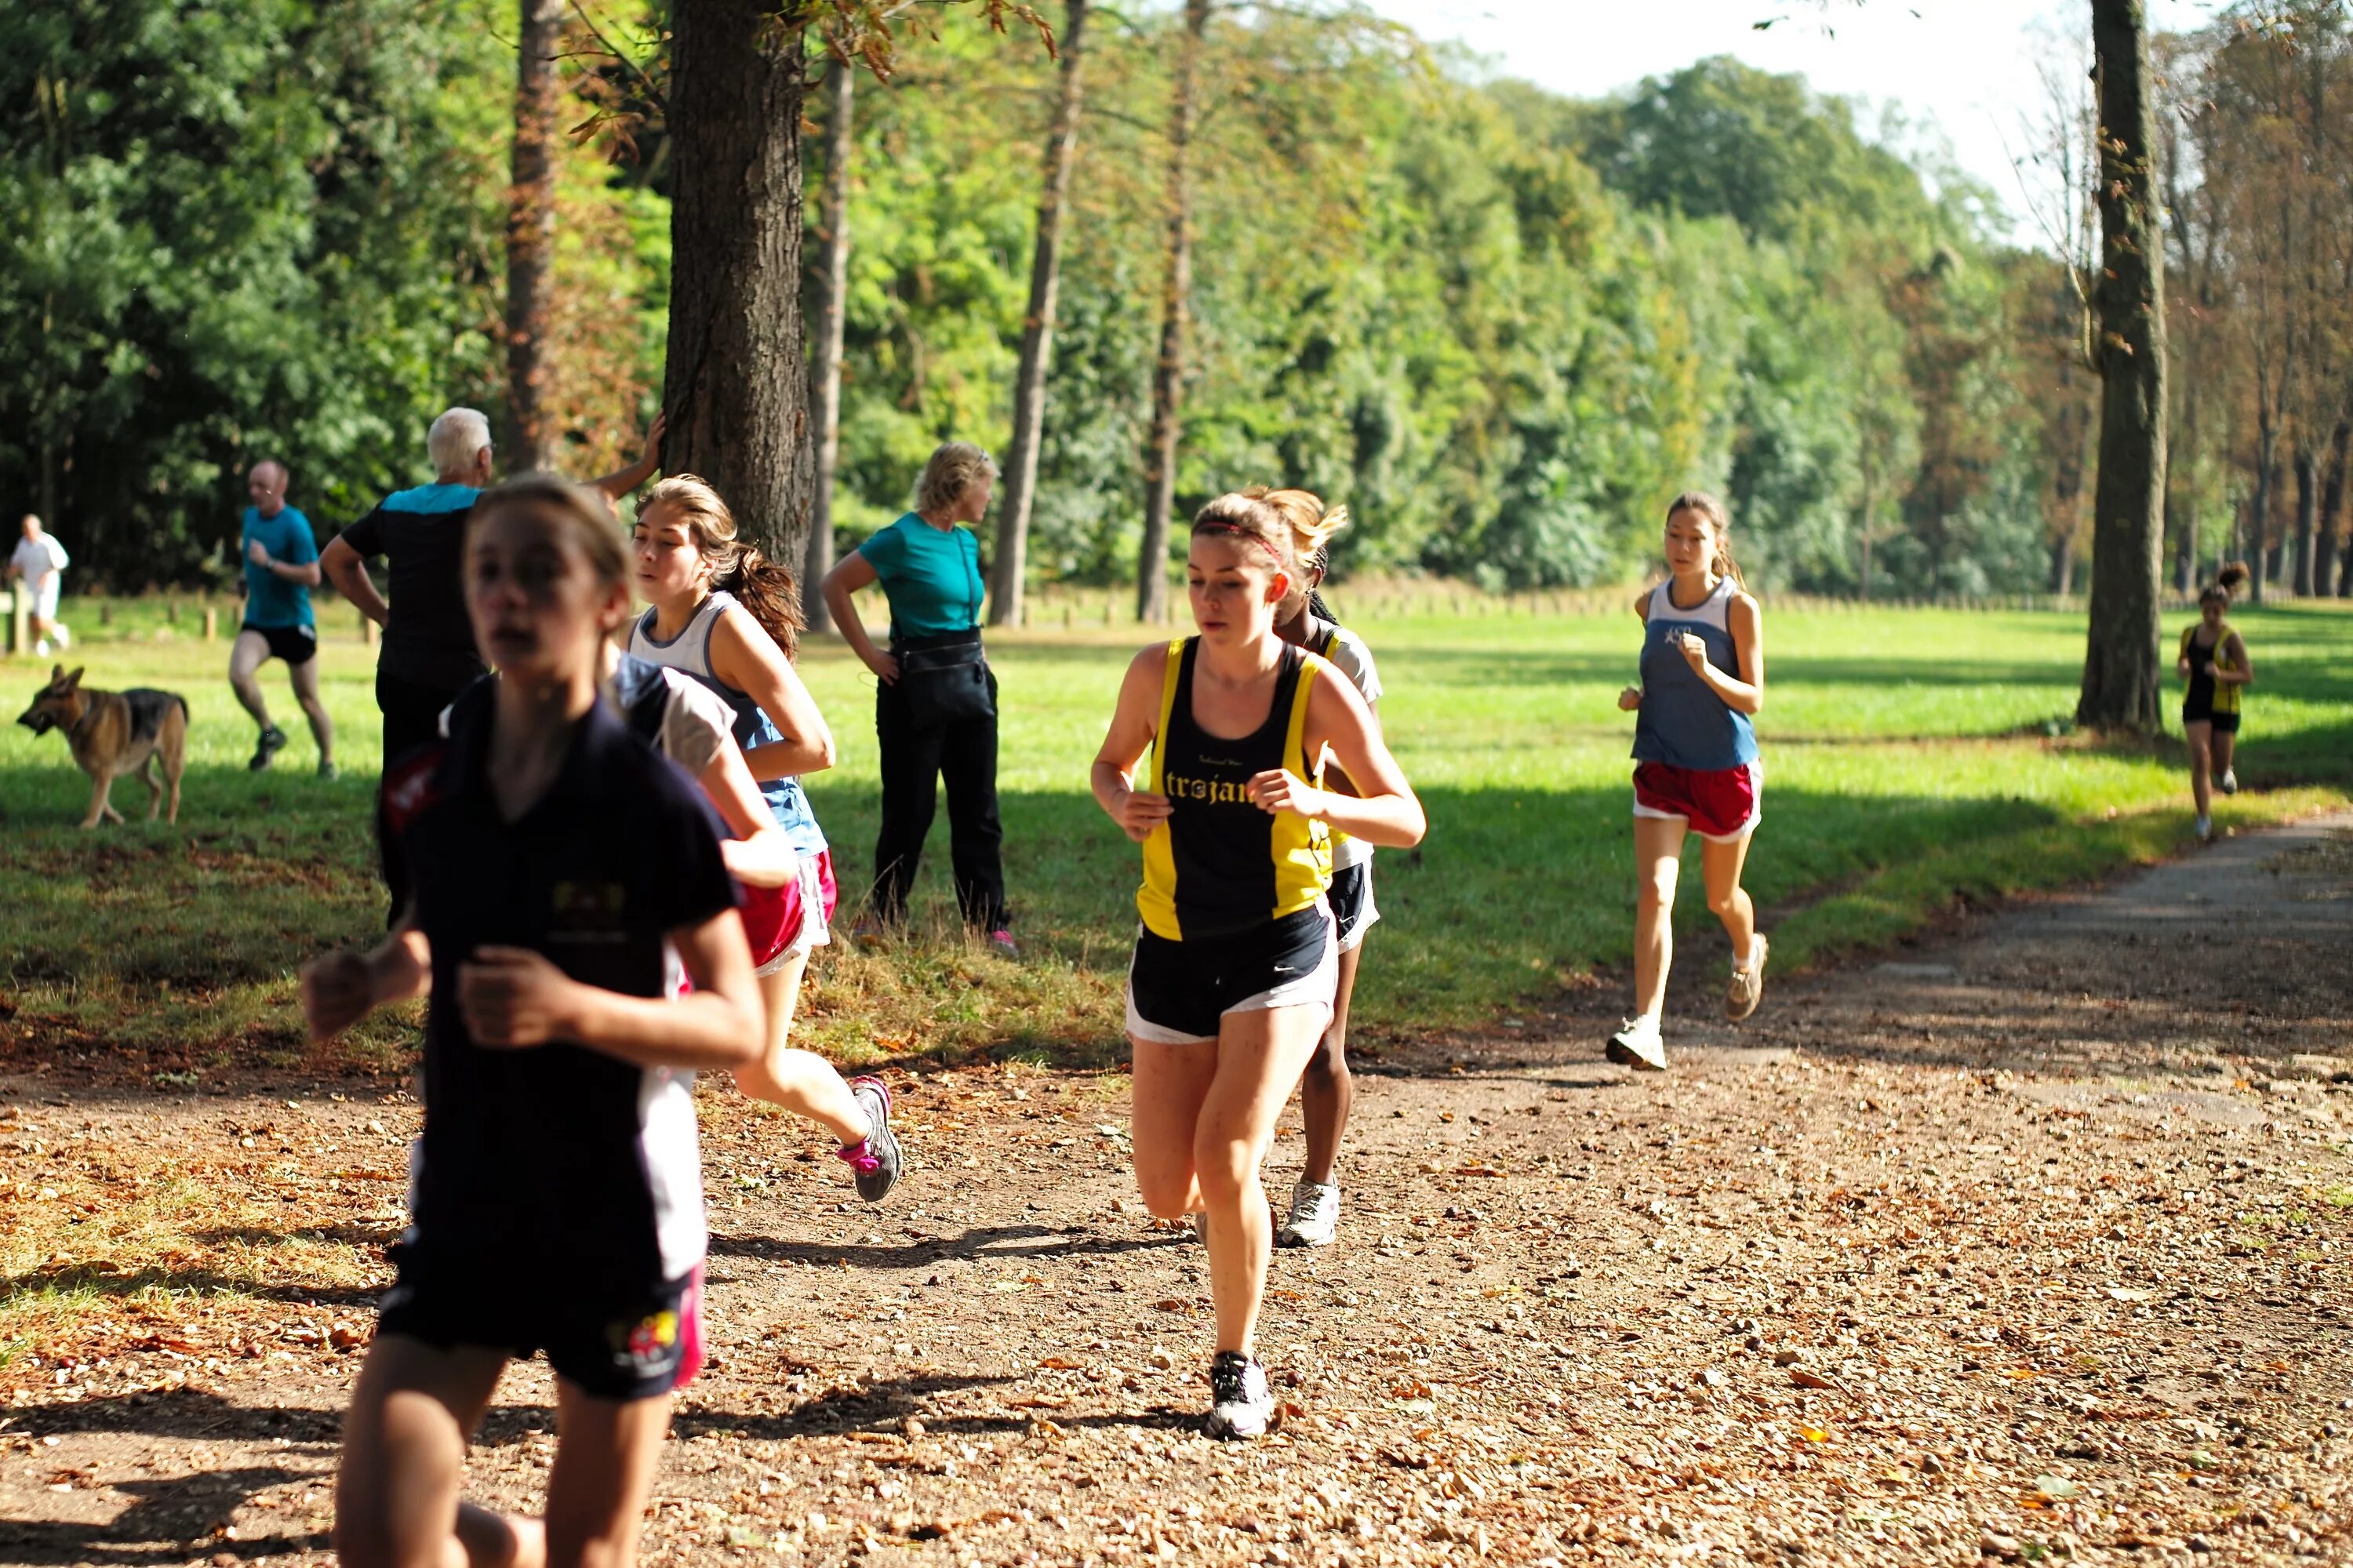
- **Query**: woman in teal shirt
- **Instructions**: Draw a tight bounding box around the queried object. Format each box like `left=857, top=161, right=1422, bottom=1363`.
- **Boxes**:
left=821, top=442, right=1013, bottom=955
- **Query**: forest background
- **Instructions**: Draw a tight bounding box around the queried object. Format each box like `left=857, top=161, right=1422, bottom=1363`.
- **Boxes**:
left=6, top=0, right=2351, bottom=607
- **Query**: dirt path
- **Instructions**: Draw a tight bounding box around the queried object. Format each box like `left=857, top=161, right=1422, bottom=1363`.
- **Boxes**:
left=4, top=818, right=2351, bottom=1566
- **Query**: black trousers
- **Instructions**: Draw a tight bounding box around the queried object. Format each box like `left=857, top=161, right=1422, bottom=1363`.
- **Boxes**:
left=376, top=668, right=468, bottom=925
left=870, top=664, right=1007, bottom=930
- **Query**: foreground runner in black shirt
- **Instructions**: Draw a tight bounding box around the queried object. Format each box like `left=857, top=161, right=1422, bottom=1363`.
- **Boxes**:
left=302, top=475, right=762, bottom=1568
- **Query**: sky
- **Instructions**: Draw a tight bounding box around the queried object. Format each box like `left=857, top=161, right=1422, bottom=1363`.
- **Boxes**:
left=1363, top=0, right=2217, bottom=246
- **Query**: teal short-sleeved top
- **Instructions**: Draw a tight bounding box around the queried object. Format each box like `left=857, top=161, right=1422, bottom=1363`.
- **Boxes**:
left=856, top=513, right=984, bottom=639
left=242, top=505, right=319, bottom=628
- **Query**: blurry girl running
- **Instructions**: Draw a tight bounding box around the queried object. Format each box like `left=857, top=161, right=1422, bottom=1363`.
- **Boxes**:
left=1252, top=487, right=1381, bottom=1250
left=304, top=475, right=764, bottom=1568
left=628, top=475, right=900, bottom=1199
left=2178, top=562, right=2253, bottom=842
left=1093, top=494, right=1425, bottom=1438
left=1609, top=490, right=1767, bottom=1072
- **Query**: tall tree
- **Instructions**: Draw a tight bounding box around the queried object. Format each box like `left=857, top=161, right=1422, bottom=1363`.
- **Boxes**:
left=664, top=0, right=816, bottom=573
left=990, top=0, right=1089, bottom=628
left=505, top=0, right=566, bottom=471
left=1134, top=0, right=1209, bottom=623
left=805, top=55, right=856, bottom=632
left=2076, top=0, right=2170, bottom=733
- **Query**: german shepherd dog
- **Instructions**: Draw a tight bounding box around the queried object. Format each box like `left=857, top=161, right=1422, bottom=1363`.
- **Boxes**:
left=16, top=665, right=188, bottom=828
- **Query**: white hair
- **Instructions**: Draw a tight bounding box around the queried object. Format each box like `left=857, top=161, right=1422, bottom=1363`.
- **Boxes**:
left=427, top=407, right=492, bottom=478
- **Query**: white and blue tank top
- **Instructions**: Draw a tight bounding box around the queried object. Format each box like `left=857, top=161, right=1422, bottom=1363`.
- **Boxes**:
left=628, top=590, right=828, bottom=858
left=1632, top=577, right=1758, bottom=773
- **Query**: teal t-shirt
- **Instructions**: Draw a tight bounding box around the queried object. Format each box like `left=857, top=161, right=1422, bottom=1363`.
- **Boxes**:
left=856, top=513, right=984, bottom=638
left=242, top=505, right=318, bottom=628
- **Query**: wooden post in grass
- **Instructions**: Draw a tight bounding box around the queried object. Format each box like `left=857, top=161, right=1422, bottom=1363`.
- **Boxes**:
left=202, top=605, right=217, bottom=641
left=4, top=587, right=23, bottom=655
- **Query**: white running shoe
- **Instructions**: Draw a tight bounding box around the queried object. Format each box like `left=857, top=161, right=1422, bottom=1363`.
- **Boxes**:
left=1726, top=933, right=1769, bottom=1022
left=2195, top=814, right=2213, bottom=842
left=52, top=623, right=69, bottom=648
left=34, top=638, right=50, bottom=658
left=1206, top=1352, right=1274, bottom=1439
left=2218, top=769, right=2238, bottom=796
left=1605, top=1015, right=1667, bottom=1071
left=1278, top=1181, right=1340, bottom=1249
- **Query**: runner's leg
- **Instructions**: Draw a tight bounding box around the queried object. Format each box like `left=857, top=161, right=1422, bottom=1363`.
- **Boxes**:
left=539, top=1378, right=675, bottom=1568
left=228, top=628, right=275, bottom=733
left=1130, top=1036, right=1218, bottom=1221
left=1298, top=944, right=1359, bottom=1188
left=1195, top=1005, right=1326, bottom=1355
left=2186, top=719, right=2213, bottom=820
left=1632, top=814, right=1687, bottom=1020
left=1699, top=828, right=1756, bottom=959
left=290, top=641, right=335, bottom=766
left=733, top=952, right=866, bottom=1145
left=333, top=1335, right=507, bottom=1568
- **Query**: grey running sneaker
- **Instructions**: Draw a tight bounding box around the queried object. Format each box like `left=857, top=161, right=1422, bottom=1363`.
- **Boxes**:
left=838, top=1077, right=903, bottom=1202
left=1206, top=1351, right=1274, bottom=1439
left=1605, top=1016, right=1667, bottom=1071
left=249, top=725, right=287, bottom=771
left=987, top=927, right=1020, bottom=961
left=1278, top=1181, right=1340, bottom=1249
left=2218, top=768, right=2238, bottom=796
left=317, top=759, right=339, bottom=781
left=1726, top=934, right=1769, bottom=1022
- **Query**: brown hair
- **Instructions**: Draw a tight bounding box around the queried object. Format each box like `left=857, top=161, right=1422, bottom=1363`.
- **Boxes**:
left=2202, top=561, right=2249, bottom=606
left=917, top=442, right=998, bottom=515
left=1665, top=489, right=1744, bottom=590
left=469, top=474, right=631, bottom=626
left=638, top=474, right=804, bottom=660
left=1190, top=493, right=1300, bottom=582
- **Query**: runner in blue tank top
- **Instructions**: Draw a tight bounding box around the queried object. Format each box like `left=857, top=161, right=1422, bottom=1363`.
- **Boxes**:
left=628, top=475, right=903, bottom=1202
left=1609, top=491, right=1769, bottom=1072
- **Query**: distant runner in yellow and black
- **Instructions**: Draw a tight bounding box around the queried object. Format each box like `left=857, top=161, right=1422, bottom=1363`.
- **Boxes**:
left=2178, top=562, right=2253, bottom=842
left=1092, top=493, right=1425, bottom=1441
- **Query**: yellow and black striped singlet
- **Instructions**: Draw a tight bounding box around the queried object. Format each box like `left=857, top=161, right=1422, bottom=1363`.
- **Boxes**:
left=1138, top=638, right=1331, bottom=941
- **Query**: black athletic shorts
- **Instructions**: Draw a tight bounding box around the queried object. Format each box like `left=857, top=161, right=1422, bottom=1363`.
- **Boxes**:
left=376, top=1243, right=704, bottom=1402
left=2182, top=703, right=2240, bottom=734
left=1125, top=904, right=1337, bottom=1046
left=244, top=621, right=318, bottom=666
left=1329, top=860, right=1379, bottom=953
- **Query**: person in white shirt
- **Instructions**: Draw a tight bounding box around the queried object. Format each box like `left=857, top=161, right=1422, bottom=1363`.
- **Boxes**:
left=7, top=515, right=71, bottom=657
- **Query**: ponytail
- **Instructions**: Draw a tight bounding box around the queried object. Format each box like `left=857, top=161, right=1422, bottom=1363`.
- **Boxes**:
left=638, top=474, right=806, bottom=660
left=1665, top=489, right=1744, bottom=591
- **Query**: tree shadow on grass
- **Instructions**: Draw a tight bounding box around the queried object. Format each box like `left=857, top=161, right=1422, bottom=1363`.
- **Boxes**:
left=709, top=1224, right=1184, bottom=1271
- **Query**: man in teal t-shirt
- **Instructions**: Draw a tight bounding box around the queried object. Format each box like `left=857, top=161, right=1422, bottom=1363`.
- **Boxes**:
left=229, top=460, right=334, bottom=776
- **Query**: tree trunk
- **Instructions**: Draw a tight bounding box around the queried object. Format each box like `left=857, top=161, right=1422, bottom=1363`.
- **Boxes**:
left=804, top=57, right=855, bottom=635
left=664, top=0, right=813, bottom=576
left=2319, top=419, right=2348, bottom=599
left=2248, top=430, right=2274, bottom=604
left=2292, top=446, right=2318, bottom=598
left=2049, top=531, right=2076, bottom=596
left=504, top=0, right=566, bottom=471
left=2075, top=0, right=2169, bottom=733
left=990, top=0, right=1089, bottom=630
left=1134, top=0, right=1209, bottom=624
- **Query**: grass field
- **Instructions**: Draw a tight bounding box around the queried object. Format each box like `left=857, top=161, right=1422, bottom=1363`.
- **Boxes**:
left=2, top=594, right=2348, bottom=1078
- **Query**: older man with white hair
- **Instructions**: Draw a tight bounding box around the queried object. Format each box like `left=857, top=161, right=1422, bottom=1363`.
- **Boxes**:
left=322, top=406, right=663, bottom=777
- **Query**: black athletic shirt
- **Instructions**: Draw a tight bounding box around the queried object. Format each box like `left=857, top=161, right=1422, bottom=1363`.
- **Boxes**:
left=337, top=483, right=486, bottom=690
left=379, top=691, right=736, bottom=1294
left=1138, top=638, right=1330, bottom=941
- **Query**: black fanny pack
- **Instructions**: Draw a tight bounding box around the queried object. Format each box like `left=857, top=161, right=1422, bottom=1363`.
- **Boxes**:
left=895, top=633, right=994, bottom=727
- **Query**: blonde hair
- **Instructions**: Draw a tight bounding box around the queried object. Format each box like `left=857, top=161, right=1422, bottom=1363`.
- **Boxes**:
left=638, top=474, right=805, bottom=659
left=916, top=442, right=998, bottom=515
left=1665, top=489, right=1744, bottom=590
left=1243, top=487, right=1350, bottom=572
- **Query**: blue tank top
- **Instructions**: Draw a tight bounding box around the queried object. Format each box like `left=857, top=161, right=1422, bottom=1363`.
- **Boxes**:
left=627, top=591, right=828, bottom=858
left=1632, top=577, right=1759, bottom=773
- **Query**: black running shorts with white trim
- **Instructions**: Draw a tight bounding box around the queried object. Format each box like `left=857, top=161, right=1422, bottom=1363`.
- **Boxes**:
left=376, top=1242, right=705, bottom=1402
left=1126, top=904, right=1337, bottom=1046
left=1329, top=860, right=1378, bottom=954
left=243, top=621, right=318, bottom=666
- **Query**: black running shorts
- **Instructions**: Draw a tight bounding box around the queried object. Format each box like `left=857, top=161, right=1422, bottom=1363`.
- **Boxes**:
left=1329, top=861, right=1379, bottom=954
left=1126, top=904, right=1337, bottom=1046
left=376, top=1244, right=704, bottom=1402
left=243, top=621, right=318, bottom=666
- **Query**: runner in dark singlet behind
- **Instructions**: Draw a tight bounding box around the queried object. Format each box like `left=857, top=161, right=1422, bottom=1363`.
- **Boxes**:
left=2177, top=563, right=2252, bottom=842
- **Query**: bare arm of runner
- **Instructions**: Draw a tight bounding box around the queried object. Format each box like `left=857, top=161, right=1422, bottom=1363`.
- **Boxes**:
left=590, top=413, right=667, bottom=503
left=1091, top=645, right=1176, bottom=843
left=1620, top=587, right=1650, bottom=710
left=319, top=536, right=389, bottom=628
left=456, top=911, right=763, bottom=1070
left=1247, top=664, right=1426, bottom=849
left=707, top=607, right=836, bottom=781
left=1673, top=591, right=1765, bottom=715
left=2218, top=631, right=2253, bottom=686
left=699, top=740, right=799, bottom=889
left=300, top=922, right=432, bottom=1043
left=247, top=538, right=323, bottom=587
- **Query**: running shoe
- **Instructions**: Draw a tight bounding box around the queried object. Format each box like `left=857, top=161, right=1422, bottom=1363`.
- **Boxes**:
left=249, top=725, right=288, bottom=771
left=2218, top=769, right=2239, bottom=796
left=838, top=1077, right=903, bottom=1202
left=1278, top=1181, right=1340, bottom=1249
left=2196, top=814, right=2213, bottom=842
left=987, top=927, right=1020, bottom=961
left=33, top=638, right=49, bottom=658
left=317, top=759, right=339, bottom=781
left=1726, top=934, right=1769, bottom=1022
left=1206, top=1351, right=1275, bottom=1439
left=1605, top=1015, right=1667, bottom=1072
